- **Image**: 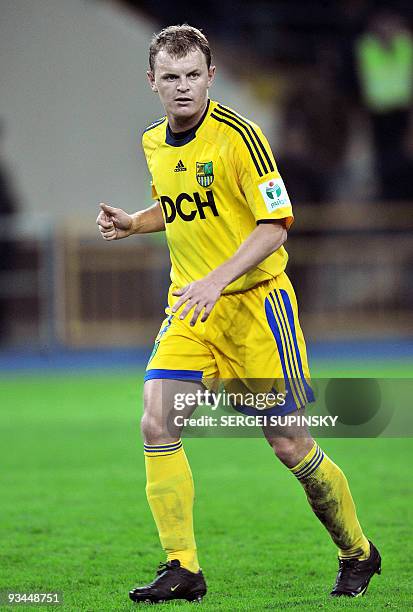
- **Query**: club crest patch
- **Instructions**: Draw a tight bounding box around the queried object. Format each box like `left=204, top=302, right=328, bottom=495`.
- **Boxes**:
left=196, top=161, right=214, bottom=187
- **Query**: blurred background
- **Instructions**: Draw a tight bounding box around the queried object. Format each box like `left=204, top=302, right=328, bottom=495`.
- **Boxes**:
left=1, top=0, right=413, bottom=366
left=1, top=3, right=412, bottom=607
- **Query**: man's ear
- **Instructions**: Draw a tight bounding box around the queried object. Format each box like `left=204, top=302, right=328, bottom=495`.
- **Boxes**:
left=147, top=70, right=157, bottom=92
left=207, top=65, right=216, bottom=88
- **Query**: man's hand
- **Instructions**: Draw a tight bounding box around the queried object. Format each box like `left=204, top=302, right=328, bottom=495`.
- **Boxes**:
left=171, top=276, right=224, bottom=326
left=171, top=222, right=288, bottom=326
left=96, top=203, right=133, bottom=240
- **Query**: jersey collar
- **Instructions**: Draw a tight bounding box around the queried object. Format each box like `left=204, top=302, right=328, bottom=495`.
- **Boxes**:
left=165, top=99, right=211, bottom=147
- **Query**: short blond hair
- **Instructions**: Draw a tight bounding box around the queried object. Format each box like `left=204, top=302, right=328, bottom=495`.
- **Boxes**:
left=149, top=24, right=212, bottom=72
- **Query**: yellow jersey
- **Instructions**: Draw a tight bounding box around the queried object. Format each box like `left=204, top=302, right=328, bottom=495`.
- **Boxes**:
left=142, top=99, right=294, bottom=294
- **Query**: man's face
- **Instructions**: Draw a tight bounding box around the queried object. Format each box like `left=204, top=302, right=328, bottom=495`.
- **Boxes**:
left=147, top=48, right=215, bottom=123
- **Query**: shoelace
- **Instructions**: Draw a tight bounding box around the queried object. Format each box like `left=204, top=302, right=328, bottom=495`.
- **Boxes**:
left=338, top=558, right=364, bottom=576
left=157, top=561, right=178, bottom=575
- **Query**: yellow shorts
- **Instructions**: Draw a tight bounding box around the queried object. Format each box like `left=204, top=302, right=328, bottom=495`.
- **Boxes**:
left=145, top=272, right=314, bottom=415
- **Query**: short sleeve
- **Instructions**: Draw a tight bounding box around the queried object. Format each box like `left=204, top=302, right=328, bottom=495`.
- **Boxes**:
left=151, top=182, right=158, bottom=200
left=142, top=131, right=160, bottom=202
left=233, top=123, right=294, bottom=229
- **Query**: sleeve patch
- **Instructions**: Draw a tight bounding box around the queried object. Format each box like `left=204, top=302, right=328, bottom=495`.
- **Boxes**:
left=258, top=178, right=291, bottom=213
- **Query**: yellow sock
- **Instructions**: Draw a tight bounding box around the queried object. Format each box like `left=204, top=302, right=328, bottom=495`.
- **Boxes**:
left=290, top=442, right=370, bottom=560
left=144, top=440, right=200, bottom=573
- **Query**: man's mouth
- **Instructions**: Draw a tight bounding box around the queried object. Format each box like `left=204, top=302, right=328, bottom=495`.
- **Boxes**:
left=175, top=98, right=192, bottom=102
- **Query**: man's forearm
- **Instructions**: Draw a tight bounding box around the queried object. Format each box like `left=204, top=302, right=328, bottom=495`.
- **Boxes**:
left=131, top=202, right=165, bottom=234
left=208, top=222, right=287, bottom=291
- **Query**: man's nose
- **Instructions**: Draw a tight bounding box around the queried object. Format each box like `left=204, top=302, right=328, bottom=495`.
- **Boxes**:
left=177, top=77, right=190, bottom=91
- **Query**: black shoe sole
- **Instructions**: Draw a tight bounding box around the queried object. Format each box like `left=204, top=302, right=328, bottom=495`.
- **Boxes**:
left=130, top=590, right=206, bottom=604
left=186, top=591, right=205, bottom=603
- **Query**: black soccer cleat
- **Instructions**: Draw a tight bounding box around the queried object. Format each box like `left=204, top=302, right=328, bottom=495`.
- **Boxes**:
left=129, top=559, right=207, bottom=604
left=330, top=540, right=381, bottom=597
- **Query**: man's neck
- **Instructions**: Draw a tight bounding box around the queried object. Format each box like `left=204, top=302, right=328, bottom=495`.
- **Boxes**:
left=167, top=99, right=209, bottom=133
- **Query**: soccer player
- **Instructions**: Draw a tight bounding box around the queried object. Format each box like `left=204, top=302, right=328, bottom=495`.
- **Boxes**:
left=96, top=25, right=381, bottom=604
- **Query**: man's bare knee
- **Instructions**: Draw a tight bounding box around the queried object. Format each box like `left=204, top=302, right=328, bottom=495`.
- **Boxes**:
left=141, top=379, right=204, bottom=445
left=141, top=412, right=169, bottom=444
left=141, top=379, right=174, bottom=444
left=267, top=435, right=314, bottom=468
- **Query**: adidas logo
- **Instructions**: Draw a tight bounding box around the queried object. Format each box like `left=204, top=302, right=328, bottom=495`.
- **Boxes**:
left=174, top=160, right=187, bottom=172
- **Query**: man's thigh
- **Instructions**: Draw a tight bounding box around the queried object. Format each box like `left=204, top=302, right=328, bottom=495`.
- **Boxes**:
left=261, top=406, right=312, bottom=441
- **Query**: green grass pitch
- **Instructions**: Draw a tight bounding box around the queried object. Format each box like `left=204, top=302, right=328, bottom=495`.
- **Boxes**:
left=1, top=361, right=412, bottom=611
